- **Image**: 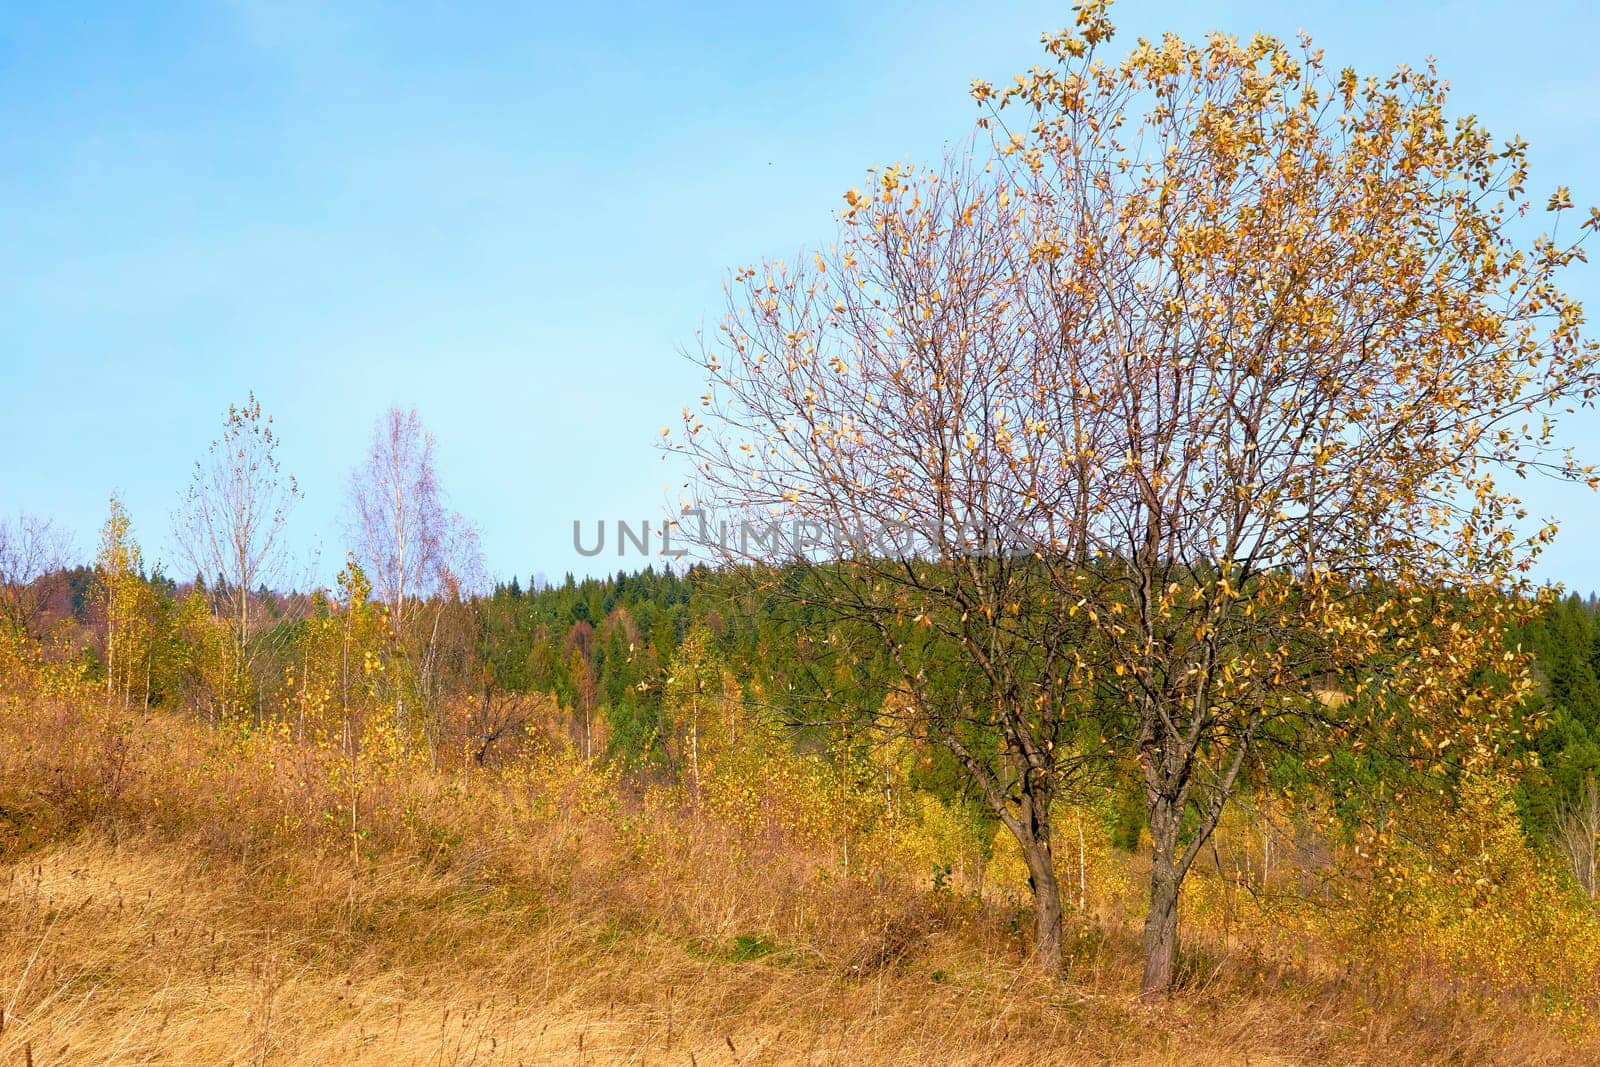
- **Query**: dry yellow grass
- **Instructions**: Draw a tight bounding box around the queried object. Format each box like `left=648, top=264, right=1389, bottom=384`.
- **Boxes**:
left=0, top=699, right=1593, bottom=1065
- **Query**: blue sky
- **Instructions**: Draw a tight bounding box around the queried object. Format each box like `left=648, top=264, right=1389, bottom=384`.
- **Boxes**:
left=3, top=1, right=1598, bottom=589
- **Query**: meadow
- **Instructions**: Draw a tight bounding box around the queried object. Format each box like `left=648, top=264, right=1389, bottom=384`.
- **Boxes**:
left=1, top=666, right=1596, bottom=1065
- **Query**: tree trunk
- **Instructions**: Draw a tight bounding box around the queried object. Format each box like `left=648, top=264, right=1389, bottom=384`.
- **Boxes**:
left=1076, top=809, right=1088, bottom=910
left=1141, top=794, right=1182, bottom=996
left=690, top=720, right=700, bottom=793
left=1015, top=811, right=1063, bottom=972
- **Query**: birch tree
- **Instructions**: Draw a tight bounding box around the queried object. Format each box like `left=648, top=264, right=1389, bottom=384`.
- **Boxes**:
left=0, top=512, right=71, bottom=637
left=347, top=406, right=482, bottom=747
left=173, top=392, right=300, bottom=700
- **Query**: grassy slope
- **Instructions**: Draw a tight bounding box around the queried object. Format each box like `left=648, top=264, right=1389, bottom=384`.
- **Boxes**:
left=0, top=700, right=1590, bottom=1065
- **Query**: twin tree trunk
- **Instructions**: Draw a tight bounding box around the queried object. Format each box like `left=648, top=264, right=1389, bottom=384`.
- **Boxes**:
left=1008, top=777, right=1189, bottom=993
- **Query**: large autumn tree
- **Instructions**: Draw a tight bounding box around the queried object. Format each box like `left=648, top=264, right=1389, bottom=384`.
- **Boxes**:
left=680, top=0, right=1600, bottom=992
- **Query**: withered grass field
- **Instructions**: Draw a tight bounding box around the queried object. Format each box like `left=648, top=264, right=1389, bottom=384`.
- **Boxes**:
left=0, top=700, right=1591, bottom=1065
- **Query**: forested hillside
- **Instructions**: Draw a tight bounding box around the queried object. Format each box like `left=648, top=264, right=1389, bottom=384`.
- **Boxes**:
left=9, top=531, right=1600, bottom=1061
left=15, top=527, right=1600, bottom=866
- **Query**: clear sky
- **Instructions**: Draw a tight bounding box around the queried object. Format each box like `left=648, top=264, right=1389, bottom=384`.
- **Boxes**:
left=3, top=1, right=1598, bottom=590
